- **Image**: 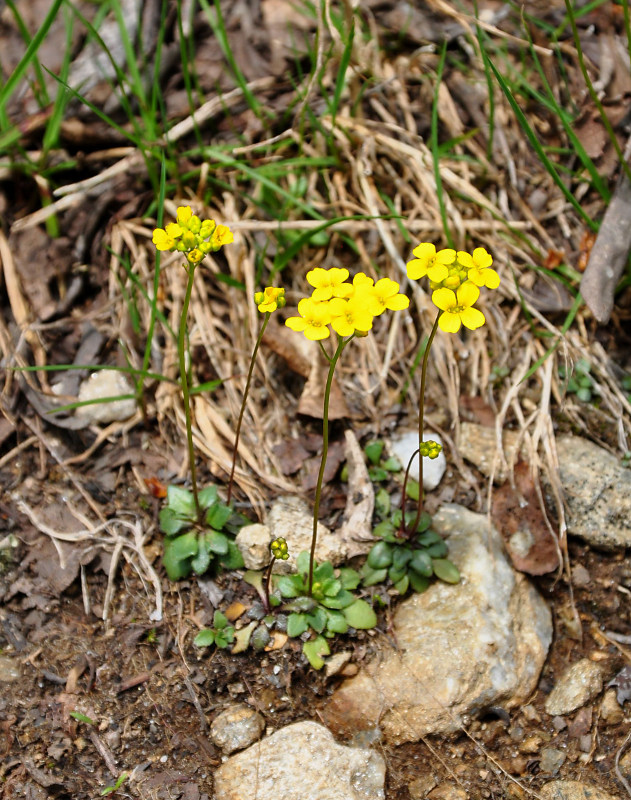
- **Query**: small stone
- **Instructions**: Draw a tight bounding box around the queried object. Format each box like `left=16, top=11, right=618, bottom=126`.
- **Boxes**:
left=408, top=774, right=438, bottom=799
left=544, top=659, right=603, bottom=716
left=539, top=747, right=566, bottom=775
left=0, top=655, right=20, bottom=682
left=427, top=785, right=467, bottom=800
left=390, top=431, right=446, bottom=490
left=539, top=780, right=619, bottom=800
left=324, top=652, right=352, bottom=679
left=571, top=564, right=591, bottom=588
left=236, top=524, right=273, bottom=570
left=600, top=689, right=623, bottom=726
left=519, top=734, right=543, bottom=754
left=214, top=720, right=385, bottom=800
left=210, top=704, right=265, bottom=755
left=75, top=370, right=136, bottom=423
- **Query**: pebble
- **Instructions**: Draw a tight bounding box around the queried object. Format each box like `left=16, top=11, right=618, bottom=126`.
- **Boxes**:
left=210, top=704, right=265, bottom=755
left=539, top=781, right=620, bottom=800
left=235, top=524, right=273, bottom=570
left=389, top=431, right=447, bottom=490
left=544, top=658, right=603, bottom=716
left=599, top=689, right=623, bottom=726
left=539, top=747, right=566, bottom=775
left=0, top=655, right=20, bottom=682
left=75, top=370, right=136, bottom=423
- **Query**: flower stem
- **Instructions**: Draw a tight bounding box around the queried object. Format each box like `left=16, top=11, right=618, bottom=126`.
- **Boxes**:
left=263, top=555, right=276, bottom=613
left=178, top=263, right=202, bottom=523
left=308, top=336, right=349, bottom=597
left=404, top=311, right=440, bottom=537
left=227, top=312, right=271, bottom=505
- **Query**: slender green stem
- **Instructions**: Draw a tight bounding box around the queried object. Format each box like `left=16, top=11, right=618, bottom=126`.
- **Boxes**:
left=308, top=336, right=349, bottom=597
left=178, top=262, right=202, bottom=522
left=227, top=312, right=271, bottom=505
left=263, top=555, right=276, bottom=613
left=406, top=311, right=440, bottom=537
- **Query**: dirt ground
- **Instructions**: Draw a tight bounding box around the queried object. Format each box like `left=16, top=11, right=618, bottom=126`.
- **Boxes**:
left=1, top=0, right=631, bottom=798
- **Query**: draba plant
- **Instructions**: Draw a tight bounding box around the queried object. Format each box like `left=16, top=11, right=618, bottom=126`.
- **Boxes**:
left=151, top=206, right=244, bottom=579
left=285, top=267, right=410, bottom=597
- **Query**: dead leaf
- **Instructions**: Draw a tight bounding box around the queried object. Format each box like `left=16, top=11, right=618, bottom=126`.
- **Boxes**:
left=491, top=461, right=560, bottom=575
left=302, top=440, right=346, bottom=491
left=224, top=601, right=247, bottom=622
left=272, top=438, right=311, bottom=475
left=459, top=395, right=496, bottom=428
left=265, top=631, right=288, bottom=651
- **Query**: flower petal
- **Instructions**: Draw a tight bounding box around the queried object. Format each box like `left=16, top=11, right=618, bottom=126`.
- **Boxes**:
left=460, top=307, right=486, bottom=330
left=412, top=242, right=436, bottom=260
left=484, top=268, right=501, bottom=289
left=432, top=288, right=457, bottom=312
left=406, top=259, right=426, bottom=280
left=386, top=294, right=410, bottom=310
left=456, top=282, right=480, bottom=307
left=438, top=311, right=461, bottom=333
left=285, top=317, right=307, bottom=331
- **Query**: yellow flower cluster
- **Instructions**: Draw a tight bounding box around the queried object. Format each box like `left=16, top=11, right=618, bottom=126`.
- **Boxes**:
left=254, top=287, right=286, bottom=313
left=152, top=205, right=234, bottom=265
left=406, top=243, right=499, bottom=333
left=285, top=267, right=409, bottom=341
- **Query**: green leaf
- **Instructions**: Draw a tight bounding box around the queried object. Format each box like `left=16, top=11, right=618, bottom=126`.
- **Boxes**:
left=193, top=629, right=216, bottom=647
left=360, top=564, right=388, bottom=587
left=432, top=558, right=460, bottom=584
left=322, top=578, right=342, bottom=597
left=69, top=711, right=95, bottom=725
left=416, top=530, right=442, bottom=546
left=394, top=575, right=410, bottom=594
left=159, top=507, right=188, bottom=536
left=368, top=466, right=389, bottom=482
left=375, top=487, right=391, bottom=517
left=410, top=550, right=433, bottom=577
left=198, top=485, right=219, bottom=508
left=313, top=561, right=335, bottom=582
left=215, top=629, right=234, bottom=649
left=388, top=565, right=407, bottom=584
left=306, top=606, right=328, bottom=633
left=364, top=441, right=384, bottom=465
left=367, top=541, right=393, bottom=569
left=405, top=480, right=420, bottom=501
left=206, top=501, right=232, bottom=530
left=343, top=599, right=377, bottom=629
left=409, top=572, right=431, bottom=593
left=296, top=550, right=311, bottom=576
left=207, top=529, right=229, bottom=555
left=302, top=635, right=330, bottom=670
left=283, top=595, right=316, bottom=613
left=162, top=532, right=198, bottom=581
left=325, top=608, right=349, bottom=634
left=276, top=575, right=304, bottom=598
left=338, top=567, right=360, bottom=590
left=191, top=534, right=212, bottom=575
left=320, top=589, right=354, bottom=610
left=382, top=456, right=402, bottom=472
left=219, top=540, right=245, bottom=570
left=213, top=610, right=229, bottom=629
left=251, top=624, right=271, bottom=651
left=287, top=612, right=309, bottom=637
left=166, top=485, right=196, bottom=517
left=373, top=519, right=396, bottom=539
left=392, top=547, right=413, bottom=571
left=415, top=511, right=433, bottom=533
left=426, top=541, right=448, bottom=559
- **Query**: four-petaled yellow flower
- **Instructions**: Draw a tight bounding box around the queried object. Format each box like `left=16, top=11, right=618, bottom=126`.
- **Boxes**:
left=406, top=243, right=456, bottom=283
left=285, top=298, right=332, bottom=340
left=457, top=248, right=500, bottom=289
left=432, top=283, right=486, bottom=333
left=368, top=278, right=410, bottom=315
left=255, top=287, right=286, bottom=313
left=329, top=297, right=374, bottom=336
left=307, top=267, right=353, bottom=302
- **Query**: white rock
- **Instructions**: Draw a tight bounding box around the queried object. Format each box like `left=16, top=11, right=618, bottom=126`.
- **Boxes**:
left=213, top=720, right=386, bottom=800
left=236, top=524, right=273, bottom=570
left=325, top=504, right=552, bottom=744
left=554, top=435, right=631, bottom=549
left=0, top=656, right=20, bottom=682
left=544, top=659, right=603, bottom=716
left=539, top=781, right=619, bottom=800
left=210, top=704, right=265, bottom=754
left=390, top=431, right=446, bottom=490
left=75, top=370, right=136, bottom=423
left=458, top=422, right=525, bottom=482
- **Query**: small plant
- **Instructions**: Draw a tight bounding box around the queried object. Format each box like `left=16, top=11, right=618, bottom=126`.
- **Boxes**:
left=276, top=551, right=377, bottom=669
left=361, top=511, right=460, bottom=594
left=193, top=610, right=235, bottom=650
left=101, top=773, right=129, bottom=797
left=559, top=357, right=594, bottom=403
left=160, top=485, right=243, bottom=580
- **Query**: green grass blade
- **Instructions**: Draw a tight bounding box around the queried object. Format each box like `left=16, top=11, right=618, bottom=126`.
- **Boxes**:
left=4, top=0, right=51, bottom=108
left=431, top=40, right=454, bottom=248
left=520, top=291, right=584, bottom=383
left=42, top=4, right=74, bottom=154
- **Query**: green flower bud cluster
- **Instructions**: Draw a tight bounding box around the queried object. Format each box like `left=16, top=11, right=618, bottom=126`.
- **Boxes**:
left=270, top=537, right=289, bottom=560
left=419, top=440, right=442, bottom=459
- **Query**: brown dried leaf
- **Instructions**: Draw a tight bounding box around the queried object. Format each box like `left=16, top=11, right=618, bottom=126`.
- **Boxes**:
left=459, top=395, right=496, bottom=428
left=272, top=438, right=311, bottom=476
left=491, top=461, right=560, bottom=575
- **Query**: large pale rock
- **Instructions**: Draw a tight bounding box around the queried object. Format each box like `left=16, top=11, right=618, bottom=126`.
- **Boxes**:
left=555, top=435, right=631, bottom=549
left=324, top=505, right=552, bottom=744
left=236, top=524, right=273, bottom=570
left=544, top=659, right=603, bottom=716
left=390, top=431, right=446, bottom=490
left=539, top=781, right=619, bottom=800
left=213, top=720, right=386, bottom=800
left=210, top=704, right=265, bottom=754
left=458, top=422, right=524, bottom=482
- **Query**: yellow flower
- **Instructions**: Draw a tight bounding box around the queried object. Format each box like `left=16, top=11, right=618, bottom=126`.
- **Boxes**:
left=152, top=228, right=176, bottom=251
left=210, top=224, right=234, bottom=250
left=432, top=283, right=486, bottom=333
left=285, top=298, right=332, bottom=340
left=407, top=243, right=456, bottom=283
left=176, top=206, right=193, bottom=226
left=187, top=249, right=205, bottom=265
left=457, top=248, right=500, bottom=289
left=307, top=267, right=353, bottom=302
left=329, top=297, right=374, bottom=336
left=368, top=278, right=409, bottom=315
left=255, top=287, right=286, bottom=313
